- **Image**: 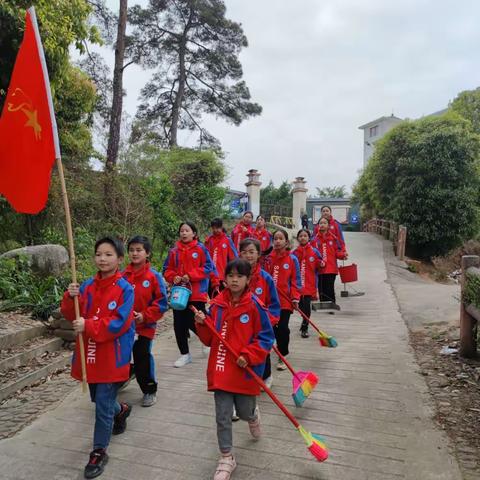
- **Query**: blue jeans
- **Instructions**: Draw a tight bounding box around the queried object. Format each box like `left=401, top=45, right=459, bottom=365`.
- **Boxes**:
left=89, top=383, right=122, bottom=450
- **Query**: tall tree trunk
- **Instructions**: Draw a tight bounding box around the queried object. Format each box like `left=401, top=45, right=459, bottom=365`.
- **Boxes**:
left=105, top=0, right=128, bottom=172
left=169, top=10, right=194, bottom=148
left=169, top=34, right=187, bottom=148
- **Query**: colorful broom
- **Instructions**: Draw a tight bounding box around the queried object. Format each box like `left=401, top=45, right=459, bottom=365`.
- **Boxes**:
left=190, top=305, right=329, bottom=462
left=272, top=345, right=319, bottom=407
left=294, top=306, right=338, bottom=348
left=277, top=290, right=338, bottom=348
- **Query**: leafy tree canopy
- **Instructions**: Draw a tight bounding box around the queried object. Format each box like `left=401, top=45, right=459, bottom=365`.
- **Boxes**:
left=315, top=185, right=347, bottom=198
left=128, top=0, right=262, bottom=148
left=450, top=86, right=480, bottom=134
left=260, top=180, right=293, bottom=217
left=0, top=0, right=100, bottom=168
left=353, top=112, right=480, bottom=257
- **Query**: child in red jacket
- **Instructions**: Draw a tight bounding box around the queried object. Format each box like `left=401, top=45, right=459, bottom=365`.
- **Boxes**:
left=253, top=215, right=272, bottom=255
left=313, top=205, right=346, bottom=250
left=239, top=237, right=280, bottom=389
left=205, top=218, right=238, bottom=295
left=61, top=236, right=135, bottom=479
left=267, top=229, right=301, bottom=370
left=231, top=211, right=255, bottom=251
left=123, top=235, right=168, bottom=407
left=313, top=217, right=348, bottom=306
left=163, top=221, right=216, bottom=367
left=194, top=259, right=275, bottom=480
left=292, top=229, right=325, bottom=337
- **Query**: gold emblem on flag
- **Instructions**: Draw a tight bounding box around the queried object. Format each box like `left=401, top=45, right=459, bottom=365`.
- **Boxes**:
left=7, top=88, right=42, bottom=140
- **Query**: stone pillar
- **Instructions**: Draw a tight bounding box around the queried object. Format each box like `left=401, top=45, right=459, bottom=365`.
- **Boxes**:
left=245, top=169, right=262, bottom=217
left=292, top=177, right=308, bottom=231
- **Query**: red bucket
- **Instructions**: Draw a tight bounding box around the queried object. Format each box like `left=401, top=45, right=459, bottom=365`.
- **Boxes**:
left=338, top=263, right=358, bottom=283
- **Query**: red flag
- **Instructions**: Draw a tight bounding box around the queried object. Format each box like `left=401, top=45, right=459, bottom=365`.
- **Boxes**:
left=0, top=7, right=60, bottom=214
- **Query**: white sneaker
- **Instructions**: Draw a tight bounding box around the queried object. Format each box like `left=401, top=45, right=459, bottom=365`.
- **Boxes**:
left=264, top=376, right=273, bottom=389
left=202, top=345, right=211, bottom=357
left=174, top=353, right=192, bottom=367
left=277, top=360, right=287, bottom=371
left=142, top=393, right=157, bottom=407
left=232, top=406, right=240, bottom=422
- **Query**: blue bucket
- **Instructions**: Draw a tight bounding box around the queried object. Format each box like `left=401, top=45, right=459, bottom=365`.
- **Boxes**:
left=170, top=285, right=191, bottom=310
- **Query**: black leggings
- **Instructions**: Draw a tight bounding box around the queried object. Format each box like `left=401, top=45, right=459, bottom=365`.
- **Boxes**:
left=132, top=335, right=157, bottom=394
left=318, top=274, right=337, bottom=303
left=173, top=301, right=206, bottom=355
left=299, top=295, right=312, bottom=331
left=274, top=309, right=292, bottom=356
left=262, top=354, right=271, bottom=379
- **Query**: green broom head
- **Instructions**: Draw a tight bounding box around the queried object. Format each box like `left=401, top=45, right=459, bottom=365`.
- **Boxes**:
left=298, top=425, right=329, bottom=462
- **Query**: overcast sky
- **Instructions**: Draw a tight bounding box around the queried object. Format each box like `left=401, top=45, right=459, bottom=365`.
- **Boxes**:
left=97, top=0, right=480, bottom=193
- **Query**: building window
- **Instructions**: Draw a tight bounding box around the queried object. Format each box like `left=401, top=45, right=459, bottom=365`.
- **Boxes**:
left=369, top=125, right=378, bottom=137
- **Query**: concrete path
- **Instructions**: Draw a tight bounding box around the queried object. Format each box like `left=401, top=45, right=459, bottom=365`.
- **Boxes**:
left=383, top=241, right=460, bottom=330
left=0, top=233, right=463, bottom=479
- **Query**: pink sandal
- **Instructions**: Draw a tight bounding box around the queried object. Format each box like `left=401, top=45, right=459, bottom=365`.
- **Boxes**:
left=213, top=455, right=237, bottom=480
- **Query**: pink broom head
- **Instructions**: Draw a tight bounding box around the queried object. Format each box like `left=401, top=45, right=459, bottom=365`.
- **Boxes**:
left=292, top=372, right=319, bottom=407
left=298, top=425, right=329, bottom=462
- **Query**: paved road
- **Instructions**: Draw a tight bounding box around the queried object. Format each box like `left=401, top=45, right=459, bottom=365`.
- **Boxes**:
left=0, top=233, right=463, bottom=479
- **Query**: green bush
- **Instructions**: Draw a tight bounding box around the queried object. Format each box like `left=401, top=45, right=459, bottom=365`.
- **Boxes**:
left=354, top=113, right=480, bottom=258
left=0, top=256, right=70, bottom=320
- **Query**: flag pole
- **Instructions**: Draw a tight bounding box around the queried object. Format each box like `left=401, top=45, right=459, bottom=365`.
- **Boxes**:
left=27, top=6, right=88, bottom=393
left=55, top=157, right=88, bottom=393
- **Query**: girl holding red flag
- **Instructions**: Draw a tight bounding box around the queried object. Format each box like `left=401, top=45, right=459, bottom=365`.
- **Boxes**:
left=231, top=211, right=255, bottom=251
left=292, top=229, right=324, bottom=338
left=267, top=229, right=301, bottom=370
left=312, top=217, right=348, bottom=305
left=193, top=259, right=275, bottom=480
left=61, top=236, right=135, bottom=479
left=163, top=221, right=216, bottom=367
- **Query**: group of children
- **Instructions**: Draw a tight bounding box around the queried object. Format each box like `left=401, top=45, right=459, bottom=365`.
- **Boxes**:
left=61, top=206, right=348, bottom=479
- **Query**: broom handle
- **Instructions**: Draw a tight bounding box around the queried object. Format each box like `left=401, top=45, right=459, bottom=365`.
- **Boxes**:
left=56, top=157, right=87, bottom=393
left=294, top=306, right=324, bottom=336
left=189, top=306, right=300, bottom=429
left=276, top=288, right=325, bottom=337
left=272, top=344, right=301, bottom=381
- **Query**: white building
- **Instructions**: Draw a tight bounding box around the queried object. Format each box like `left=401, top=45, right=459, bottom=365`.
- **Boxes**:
left=358, top=115, right=403, bottom=166
left=359, top=109, right=449, bottom=167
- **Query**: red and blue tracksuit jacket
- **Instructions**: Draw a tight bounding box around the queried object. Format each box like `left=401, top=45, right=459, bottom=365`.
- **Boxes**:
left=122, top=262, right=168, bottom=340
left=266, top=249, right=301, bottom=311
left=204, top=231, right=238, bottom=284
left=314, top=217, right=345, bottom=249
left=61, top=271, right=135, bottom=384
left=253, top=227, right=273, bottom=254
left=196, top=288, right=275, bottom=396
left=231, top=221, right=256, bottom=251
left=292, top=244, right=324, bottom=297
left=249, top=263, right=280, bottom=326
left=311, top=231, right=347, bottom=274
left=162, top=239, right=216, bottom=303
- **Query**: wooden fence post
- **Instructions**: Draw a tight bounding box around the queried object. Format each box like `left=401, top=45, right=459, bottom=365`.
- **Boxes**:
left=460, top=255, right=480, bottom=358
left=397, top=226, right=407, bottom=261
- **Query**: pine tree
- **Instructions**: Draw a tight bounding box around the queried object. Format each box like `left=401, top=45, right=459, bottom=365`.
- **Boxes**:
left=129, top=0, right=262, bottom=148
